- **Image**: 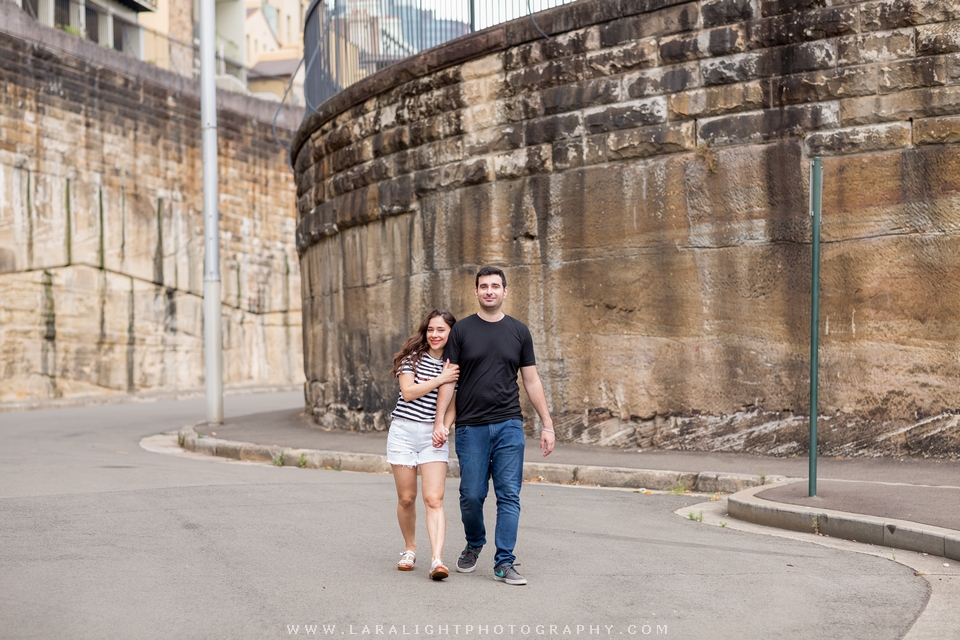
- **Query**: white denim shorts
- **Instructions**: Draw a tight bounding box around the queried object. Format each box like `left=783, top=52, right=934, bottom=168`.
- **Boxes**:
left=387, top=417, right=449, bottom=467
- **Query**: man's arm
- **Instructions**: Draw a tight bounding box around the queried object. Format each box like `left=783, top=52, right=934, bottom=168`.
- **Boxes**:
left=432, top=381, right=455, bottom=447
left=520, top=365, right=555, bottom=457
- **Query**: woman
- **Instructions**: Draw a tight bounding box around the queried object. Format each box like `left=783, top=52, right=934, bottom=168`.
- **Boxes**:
left=388, top=309, right=459, bottom=580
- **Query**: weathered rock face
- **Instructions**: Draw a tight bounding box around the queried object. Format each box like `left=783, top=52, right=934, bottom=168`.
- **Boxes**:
left=0, top=7, right=304, bottom=402
left=293, top=0, right=960, bottom=456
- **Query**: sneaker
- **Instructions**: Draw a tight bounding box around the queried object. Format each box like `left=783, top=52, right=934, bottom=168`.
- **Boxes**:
left=493, top=563, right=527, bottom=585
left=456, top=545, right=482, bottom=573
left=429, top=559, right=449, bottom=581
left=397, top=549, right=416, bottom=571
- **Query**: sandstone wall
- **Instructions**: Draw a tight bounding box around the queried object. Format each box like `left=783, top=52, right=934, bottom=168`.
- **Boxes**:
left=293, top=0, right=960, bottom=456
left=0, top=2, right=304, bottom=402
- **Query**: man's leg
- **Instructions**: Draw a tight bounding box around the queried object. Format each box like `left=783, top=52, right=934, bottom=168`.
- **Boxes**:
left=455, top=424, right=492, bottom=548
left=490, top=418, right=525, bottom=568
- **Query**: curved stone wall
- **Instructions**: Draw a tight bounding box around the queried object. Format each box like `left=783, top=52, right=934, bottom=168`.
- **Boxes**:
left=293, top=0, right=960, bottom=456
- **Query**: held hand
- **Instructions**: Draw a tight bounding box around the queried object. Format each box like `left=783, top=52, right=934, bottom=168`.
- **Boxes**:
left=437, top=359, right=459, bottom=385
left=432, top=425, right=449, bottom=448
left=540, top=426, right=555, bottom=457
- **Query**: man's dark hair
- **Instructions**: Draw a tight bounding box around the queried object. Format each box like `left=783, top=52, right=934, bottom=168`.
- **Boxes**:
left=476, top=265, right=506, bottom=288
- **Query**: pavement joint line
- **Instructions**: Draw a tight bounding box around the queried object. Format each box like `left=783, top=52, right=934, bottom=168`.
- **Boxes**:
left=0, top=384, right=303, bottom=413
left=728, top=483, right=960, bottom=562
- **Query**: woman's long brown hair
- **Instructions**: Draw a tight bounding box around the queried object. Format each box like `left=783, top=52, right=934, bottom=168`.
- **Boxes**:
left=390, top=310, right=457, bottom=377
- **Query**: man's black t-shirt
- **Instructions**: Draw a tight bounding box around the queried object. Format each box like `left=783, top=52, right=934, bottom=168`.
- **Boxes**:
left=443, top=314, right=536, bottom=427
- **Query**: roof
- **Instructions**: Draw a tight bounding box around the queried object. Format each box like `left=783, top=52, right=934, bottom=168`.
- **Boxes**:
left=249, top=57, right=302, bottom=78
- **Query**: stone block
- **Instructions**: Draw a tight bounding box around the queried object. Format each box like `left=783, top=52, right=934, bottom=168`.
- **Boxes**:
left=339, top=452, right=391, bottom=473
left=301, top=450, right=342, bottom=469
left=493, top=145, right=553, bottom=179
left=606, top=121, right=695, bottom=160
left=522, top=462, right=577, bottom=484
left=584, top=97, right=667, bottom=134
left=192, top=437, right=217, bottom=456
left=945, top=534, right=960, bottom=561
left=819, top=516, right=886, bottom=546
left=541, top=76, right=622, bottom=116
left=759, top=0, right=823, bottom=19
left=914, top=115, right=960, bottom=144
left=768, top=67, right=879, bottom=106
left=552, top=138, right=586, bottom=171
left=701, top=0, right=754, bottom=28
left=803, top=122, right=912, bottom=156
left=840, top=86, right=960, bottom=125
left=861, top=0, right=959, bottom=32
left=541, top=28, right=594, bottom=61
left=917, top=22, right=960, bottom=57
left=378, top=175, right=415, bottom=216
left=460, top=53, right=503, bottom=80
left=668, top=81, right=764, bottom=119
left=695, top=472, right=763, bottom=493
left=503, top=41, right=544, bottom=71
left=599, top=3, right=700, bottom=47
left=239, top=444, right=280, bottom=463
left=761, top=41, right=838, bottom=77
left=698, top=103, right=839, bottom=146
left=700, top=52, right=765, bottom=86
left=883, top=522, right=945, bottom=556
left=524, top=113, right=583, bottom=145
left=463, top=125, right=524, bottom=156
left=660, top=25, right=747, bottom=63
left=282, top=448, right=310, bottom=467
left=215, top=440, right=243, bottom=460
left=748, top=7, right=859, bottom=50
left=584, top=38, right=658, bottom=78
left=878, top=57, right=946, bottom=93
left=626, top=62, right=701, bottom=98
left=576, top=465, right=696, bottom=490
left=497, top=92, right=544, bottom=123
left=506, top=57, right=584, bottom=94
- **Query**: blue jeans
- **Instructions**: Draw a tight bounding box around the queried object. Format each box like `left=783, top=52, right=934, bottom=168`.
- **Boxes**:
left=455, top=418, right=525, bottom=568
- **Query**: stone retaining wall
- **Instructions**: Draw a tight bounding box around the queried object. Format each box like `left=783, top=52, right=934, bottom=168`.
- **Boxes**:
left=0, top=1, right=305, bottom=401
left=293, top=0, right=960, bottom=456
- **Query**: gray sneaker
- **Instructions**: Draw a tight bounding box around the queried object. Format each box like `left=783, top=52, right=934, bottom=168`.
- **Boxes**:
left=456, top=545, right=482, bottom=573
left=493, top=563, right=527, bottom=585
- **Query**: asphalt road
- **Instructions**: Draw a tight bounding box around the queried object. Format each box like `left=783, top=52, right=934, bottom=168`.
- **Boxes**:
left=0, top=392, right=930, bottom=639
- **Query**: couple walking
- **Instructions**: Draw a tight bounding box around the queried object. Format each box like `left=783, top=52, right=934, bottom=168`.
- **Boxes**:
left=386, top=266, right=556, bottom=585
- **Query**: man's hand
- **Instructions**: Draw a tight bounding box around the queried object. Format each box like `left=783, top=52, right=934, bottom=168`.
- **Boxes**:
left=540, top=425, right=555, bottom=457
left=432, top=425, right=448, bottom=448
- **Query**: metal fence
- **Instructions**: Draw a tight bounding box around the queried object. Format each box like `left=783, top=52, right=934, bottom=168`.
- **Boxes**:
left=302, top=0, right=579, bottom=111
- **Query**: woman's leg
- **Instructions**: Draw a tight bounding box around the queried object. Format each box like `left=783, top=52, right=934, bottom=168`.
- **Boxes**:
left=420, top=461, right=448, bottom=562
left=391, top=464, right=419, bottom=552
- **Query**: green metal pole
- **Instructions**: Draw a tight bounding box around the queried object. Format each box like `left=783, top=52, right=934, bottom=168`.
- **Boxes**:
left=809, top=157, right=823, bottom=498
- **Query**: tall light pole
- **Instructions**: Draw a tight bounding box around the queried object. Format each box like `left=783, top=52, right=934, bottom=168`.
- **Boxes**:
left=808, top=157, right=823, bottom=497
left=200, top=0, right=223, bottom=423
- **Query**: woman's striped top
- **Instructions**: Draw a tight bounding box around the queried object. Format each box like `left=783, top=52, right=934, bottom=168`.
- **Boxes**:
left=391, top=353, right=444, bottom=423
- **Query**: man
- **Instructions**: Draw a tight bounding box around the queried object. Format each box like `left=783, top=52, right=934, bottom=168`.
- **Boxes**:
left=432, top=266, right=556, bottom=586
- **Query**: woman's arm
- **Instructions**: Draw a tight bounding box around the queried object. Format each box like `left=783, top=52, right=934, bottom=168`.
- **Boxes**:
left=398, top=360, right=459, bottom=402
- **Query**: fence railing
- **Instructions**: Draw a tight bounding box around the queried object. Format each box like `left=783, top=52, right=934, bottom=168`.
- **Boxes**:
left=302, top=0, right=579, bottom=112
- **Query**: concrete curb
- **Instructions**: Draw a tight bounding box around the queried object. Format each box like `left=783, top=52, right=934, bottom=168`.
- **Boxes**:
left=176, top=424, right=779, bottom=492
left=728, top=483, right=960, bottom=562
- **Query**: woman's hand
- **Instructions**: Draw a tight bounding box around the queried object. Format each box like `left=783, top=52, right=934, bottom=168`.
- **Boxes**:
left=436, top=359, right=459, bottom=385
left=432, top=425, right=449, bottom=448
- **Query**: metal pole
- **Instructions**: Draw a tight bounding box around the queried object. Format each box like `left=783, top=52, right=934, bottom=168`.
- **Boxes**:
left=200, top=0, right=223, bottom=424
left=808, top=157, right=823, bottom=497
